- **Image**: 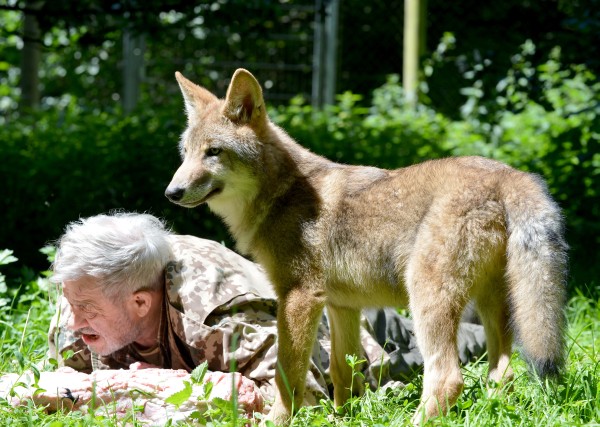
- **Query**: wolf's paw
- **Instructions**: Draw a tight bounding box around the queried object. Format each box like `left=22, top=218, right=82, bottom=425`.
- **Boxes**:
left=262, top=402, right=292, bottom=426
left=410, top=406, right=426, bottom=426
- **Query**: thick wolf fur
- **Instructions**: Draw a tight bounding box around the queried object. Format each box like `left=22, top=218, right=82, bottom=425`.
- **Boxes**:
left=165, top=69, right=568, bottom=425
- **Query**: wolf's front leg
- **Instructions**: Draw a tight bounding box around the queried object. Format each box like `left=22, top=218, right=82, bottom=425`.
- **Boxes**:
left=327, top=304, right=364, bottom=406
left=267, top=287, right=326, bottom=426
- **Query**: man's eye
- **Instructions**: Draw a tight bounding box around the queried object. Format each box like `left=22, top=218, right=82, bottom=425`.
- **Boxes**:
left=86, top=312, right=98, bottom=319
left=78, top=305, right=98, bottom=319
left=206, top=147, right=222, bottom=156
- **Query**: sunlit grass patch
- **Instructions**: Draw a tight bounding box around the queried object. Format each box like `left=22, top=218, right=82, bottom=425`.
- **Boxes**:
left=1, top=253, right=598, bottom=426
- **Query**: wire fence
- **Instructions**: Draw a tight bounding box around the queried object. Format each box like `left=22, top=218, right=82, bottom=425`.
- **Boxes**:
left=138, top=0, right=405, bottom=108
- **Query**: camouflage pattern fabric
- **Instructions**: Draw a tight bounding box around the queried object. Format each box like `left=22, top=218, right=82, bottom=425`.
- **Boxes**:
left=48, top=235, right=486, bottom=406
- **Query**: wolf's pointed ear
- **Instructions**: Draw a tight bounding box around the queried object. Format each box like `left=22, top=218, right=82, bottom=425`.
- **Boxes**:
left=175, top=72, right=217, bottom=121
left=223, top=68, right=265, bottom=125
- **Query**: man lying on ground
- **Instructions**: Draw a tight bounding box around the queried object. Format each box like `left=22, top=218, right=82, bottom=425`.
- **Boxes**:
left=30, top=212, right=484, bottom=422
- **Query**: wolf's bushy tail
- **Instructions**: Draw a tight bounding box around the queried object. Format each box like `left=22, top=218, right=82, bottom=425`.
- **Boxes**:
left=503, top=172, right=568, bottom=378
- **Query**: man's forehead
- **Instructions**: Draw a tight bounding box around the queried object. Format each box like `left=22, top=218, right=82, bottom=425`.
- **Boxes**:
left=62, top=277, right=103, bottom=301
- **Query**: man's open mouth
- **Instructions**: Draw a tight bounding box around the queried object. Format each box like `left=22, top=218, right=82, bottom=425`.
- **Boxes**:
left=81, top=333, right=100, bottom=345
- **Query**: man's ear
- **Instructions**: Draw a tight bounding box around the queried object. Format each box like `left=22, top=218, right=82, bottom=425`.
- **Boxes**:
left=131, top=291, right=153, bottom=318
left=222, top=68, right=265, bottom=125
left=175, top=72, right=218, bottom=122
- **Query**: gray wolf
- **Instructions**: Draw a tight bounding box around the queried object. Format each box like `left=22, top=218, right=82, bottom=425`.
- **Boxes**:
left=165, top=69, right=568, bottom=425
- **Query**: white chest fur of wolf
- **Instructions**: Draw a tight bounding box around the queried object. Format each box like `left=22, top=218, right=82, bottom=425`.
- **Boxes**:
left=165, top=69, right=567, bottom=425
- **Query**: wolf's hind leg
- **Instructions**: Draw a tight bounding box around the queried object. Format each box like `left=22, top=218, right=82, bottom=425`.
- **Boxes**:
left=474, top=281, right=514, bottom=387
left=408, top=278, right=466, bottom=424
left=327, top=304, right=364, bottom=407
left=267, top=287, right=325, bottom=425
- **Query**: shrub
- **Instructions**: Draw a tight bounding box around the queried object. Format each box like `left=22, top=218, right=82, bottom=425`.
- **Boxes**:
left=0, top=103, right=231, bottom=273
left=1, top=42, right=597, bottom=288
left=443, top=44, right=600, bottom=285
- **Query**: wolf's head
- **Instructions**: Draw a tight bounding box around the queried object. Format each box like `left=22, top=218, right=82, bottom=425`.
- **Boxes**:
left=165, top=69, right=269, bottom=220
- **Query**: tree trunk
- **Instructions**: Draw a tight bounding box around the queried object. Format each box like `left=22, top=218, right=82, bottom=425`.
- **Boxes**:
left=19, top=1, right=43, bottom=112
left=311, top=0, right=340, bottom=108
left=403, top=0, right=427, bottom=109
left=122, top=29, right=146, bottom=113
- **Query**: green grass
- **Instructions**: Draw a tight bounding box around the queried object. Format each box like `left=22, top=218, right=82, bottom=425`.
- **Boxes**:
left=1, top=260, right=598, bottom=426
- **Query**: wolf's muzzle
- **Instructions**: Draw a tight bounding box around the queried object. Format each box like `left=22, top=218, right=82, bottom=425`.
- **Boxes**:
left=165, top=186, right=185, bottom=202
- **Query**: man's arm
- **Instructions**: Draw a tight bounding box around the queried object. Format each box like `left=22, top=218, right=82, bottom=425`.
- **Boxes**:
left=179, top=295, right=330, bottom=406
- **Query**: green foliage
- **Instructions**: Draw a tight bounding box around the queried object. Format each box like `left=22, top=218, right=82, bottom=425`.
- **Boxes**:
left=191, top=361, right=209, bottom=385
left=0, top=250, right=18, bottom=307
left=272, top=80, right=449, bottom=169
left=0, top=247, right=56, bottom=381
left=0, top=9, right=21, bottom=112
left=0, top=101, right=232, bottom=273
left=164, top=380, right=193, bottom=409
left=443, top=43, right=600, bottom=284
left=1, top=40, right=598, bottom=286
left=164, top=362, right=210, bottom=409
left=1, top=1, right=316, bottom=115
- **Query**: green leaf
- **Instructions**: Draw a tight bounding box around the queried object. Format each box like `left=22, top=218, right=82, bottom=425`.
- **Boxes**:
left=0, top=249, right=17, bottom=266
left=191, top=361, right=208, bottom=384
left=165, top=380, right=192, bottom=408
left=459, top=398, right=473, bottom=409
left=39, top=245, right=56, bottom=262
left=32, top=387, right=47, bottom=396
left=61, top=349, right=75, bottom=360
left=129, top=387, right=155, bottom=398
left=14, top=350, right=25, bottom=369
left=31, top=365, right=41, bottom=385
left=202, top=380, right=213, bottom=399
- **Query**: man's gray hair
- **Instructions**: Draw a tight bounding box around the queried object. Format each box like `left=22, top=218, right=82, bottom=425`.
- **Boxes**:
left=51, top=212, right=173, bottom=299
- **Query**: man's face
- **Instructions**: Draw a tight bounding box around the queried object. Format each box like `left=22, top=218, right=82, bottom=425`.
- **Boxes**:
left=62, top=276, right=143, bottom=356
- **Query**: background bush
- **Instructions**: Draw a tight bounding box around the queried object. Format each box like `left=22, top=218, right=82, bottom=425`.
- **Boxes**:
left=1, top=102, right=234, bottom=272
left=1, top=42, right=598, bottom=291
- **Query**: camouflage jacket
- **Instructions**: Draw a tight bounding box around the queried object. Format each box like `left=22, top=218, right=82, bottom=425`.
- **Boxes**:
left=48, top=235, right=486, bottom=405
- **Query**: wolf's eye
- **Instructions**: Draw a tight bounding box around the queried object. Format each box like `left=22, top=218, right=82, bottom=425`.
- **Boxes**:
left=206, top=147, right=222, bottom=156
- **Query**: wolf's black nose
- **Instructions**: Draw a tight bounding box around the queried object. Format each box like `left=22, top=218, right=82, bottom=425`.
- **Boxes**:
left=165, top=187, right=185, bottom=202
